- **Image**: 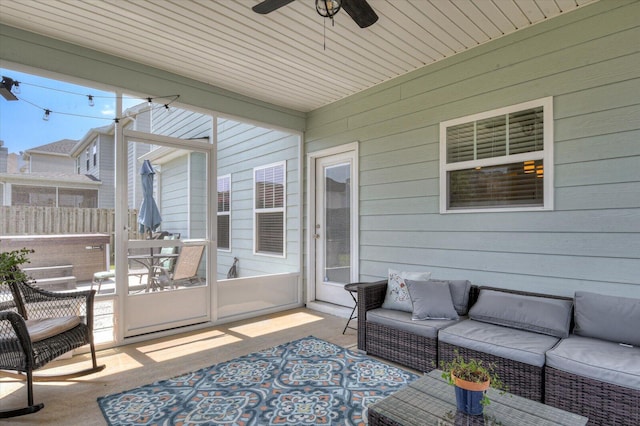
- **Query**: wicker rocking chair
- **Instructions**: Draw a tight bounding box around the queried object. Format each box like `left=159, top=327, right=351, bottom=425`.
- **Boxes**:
left=0, top=268, right=105, bottom=418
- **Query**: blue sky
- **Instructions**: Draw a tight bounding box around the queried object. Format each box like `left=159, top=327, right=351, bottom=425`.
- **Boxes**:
left=0, top=68, right=140, bottom=154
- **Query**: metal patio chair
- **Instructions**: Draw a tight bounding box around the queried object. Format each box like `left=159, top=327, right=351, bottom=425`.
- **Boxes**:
left=151, top=243, right=205, bottom=290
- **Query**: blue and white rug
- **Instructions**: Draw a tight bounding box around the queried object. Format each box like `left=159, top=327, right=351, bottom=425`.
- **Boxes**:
left=98, top=336, right=419, bottom=425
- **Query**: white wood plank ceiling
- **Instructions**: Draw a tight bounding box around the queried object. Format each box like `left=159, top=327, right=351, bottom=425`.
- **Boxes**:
left=0, top=0, right=597, bottom=112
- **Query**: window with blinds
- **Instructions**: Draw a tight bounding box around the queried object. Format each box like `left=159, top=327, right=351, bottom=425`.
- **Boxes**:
left=440, top=97, right=553, bottom=212
left=217, top=175, right=231, bottom=250
left=254, top=162, right=286, bottom=256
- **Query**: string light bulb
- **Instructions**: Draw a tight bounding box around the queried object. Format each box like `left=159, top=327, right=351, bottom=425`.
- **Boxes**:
left=0, top=74, right=180, bottom=121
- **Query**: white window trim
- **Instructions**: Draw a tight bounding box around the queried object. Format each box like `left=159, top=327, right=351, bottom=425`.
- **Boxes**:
left=439, top=97, right=554, bottom=213
left=253, top=161, right=287, bottom=258
left=217, top=174, right=231, bottom=252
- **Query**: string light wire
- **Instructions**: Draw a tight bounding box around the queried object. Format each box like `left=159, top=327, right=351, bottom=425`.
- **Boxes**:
left=4, top=76, right=180, bottom=122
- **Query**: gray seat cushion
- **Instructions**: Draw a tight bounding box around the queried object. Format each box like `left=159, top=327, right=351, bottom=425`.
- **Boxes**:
left=367, top=308, right=461, bottom=339
left=438, top=319, right=560, bottom=367
left=546, top=335, right=640, bottom=390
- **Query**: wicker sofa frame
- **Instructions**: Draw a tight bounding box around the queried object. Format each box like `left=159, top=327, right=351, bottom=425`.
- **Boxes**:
left=438, top=341, right=544, bottom=401
left=438, top=286, right=574, bottom=402
left=545, top=367, right=640, bottom=426
left=357, top=280, right=639, bottom=425
left=356, top=280, right=480, bottom=373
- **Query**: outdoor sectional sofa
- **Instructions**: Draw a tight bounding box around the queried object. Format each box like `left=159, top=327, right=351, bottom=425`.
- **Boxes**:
left=356, top=278, right=640, bottom=425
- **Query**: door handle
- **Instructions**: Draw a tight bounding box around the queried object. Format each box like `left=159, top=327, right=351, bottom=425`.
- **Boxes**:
left=313, top=233, right=320, bottom=240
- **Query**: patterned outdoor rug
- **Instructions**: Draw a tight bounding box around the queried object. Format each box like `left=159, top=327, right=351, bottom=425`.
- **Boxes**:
left=98, top=336, right=419, bottom=425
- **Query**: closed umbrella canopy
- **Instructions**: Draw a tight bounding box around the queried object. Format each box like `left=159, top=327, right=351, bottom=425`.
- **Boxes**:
left=138, top=159, right=162, bottom=236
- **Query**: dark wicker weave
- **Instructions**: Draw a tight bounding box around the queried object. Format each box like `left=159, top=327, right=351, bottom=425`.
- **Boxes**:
left=357, top=280, right=479, bottom=373
left=357, top=280, right=439, bottom=372
left=0, top=269, right=105, bottom=418
left=545, top=367, right=640, bottom=426
left=439, top=341, right=544, bottom=402
left=356, top=280, right=387, bottom=352
left=368, top=409, right=402, bottom=426
left=366, top=321, right=438, bottom=373
left=369, top=370, right=588, bottom=426
left=437, top=286, right=575, bottom=402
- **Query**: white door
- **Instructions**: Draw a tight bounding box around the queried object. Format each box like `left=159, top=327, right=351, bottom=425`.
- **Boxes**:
left=121, top=130, right=212, bottom=337
left=314, top=151, right=358, bottom=306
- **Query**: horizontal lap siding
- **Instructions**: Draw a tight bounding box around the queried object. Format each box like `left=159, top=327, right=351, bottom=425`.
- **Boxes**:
left=160, top=157, right=189, bottom=235
left=217, top=119, right=300, bottom=280
left=305, top=0, right=640, bottom=297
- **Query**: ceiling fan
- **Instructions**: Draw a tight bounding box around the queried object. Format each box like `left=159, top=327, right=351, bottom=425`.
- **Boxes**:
left=252, top=0, right=378, bottom=28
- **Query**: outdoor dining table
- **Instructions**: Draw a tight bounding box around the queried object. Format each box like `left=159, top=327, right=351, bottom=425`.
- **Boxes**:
left=128, top=253, right=179, bottom=292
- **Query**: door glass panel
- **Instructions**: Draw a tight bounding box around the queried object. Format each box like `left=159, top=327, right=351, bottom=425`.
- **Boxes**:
left=323, top=163, right=351, bottom=283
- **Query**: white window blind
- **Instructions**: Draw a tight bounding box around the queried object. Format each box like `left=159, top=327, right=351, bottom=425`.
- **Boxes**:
left=440, top=98, right=553, bottom=212
left=254, top=163, right=285, bottom=256
left=217, top=175, right=230, bottom=250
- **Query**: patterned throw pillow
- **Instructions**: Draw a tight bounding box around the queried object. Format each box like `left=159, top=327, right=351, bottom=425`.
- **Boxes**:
left=381, top=268, right=432, bottom=312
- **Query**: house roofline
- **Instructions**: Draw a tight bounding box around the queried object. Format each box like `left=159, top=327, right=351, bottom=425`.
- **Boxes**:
left=0, top=172, right=102, bottom=187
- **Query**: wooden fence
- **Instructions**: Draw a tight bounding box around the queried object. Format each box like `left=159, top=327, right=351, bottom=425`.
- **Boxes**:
left=0, top=206, right=141, bottom=258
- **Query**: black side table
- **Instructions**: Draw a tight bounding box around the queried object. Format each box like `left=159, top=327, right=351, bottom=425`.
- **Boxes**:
left=342, top=282, right=361, bottom=334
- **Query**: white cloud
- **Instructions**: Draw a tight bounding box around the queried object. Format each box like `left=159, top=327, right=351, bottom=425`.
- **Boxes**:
left=101, top=104, right=115, bottom=116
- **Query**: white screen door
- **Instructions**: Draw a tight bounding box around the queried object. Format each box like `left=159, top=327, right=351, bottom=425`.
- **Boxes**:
left=122, top=130, right=211, bottom=337
left=314, top=151, right=357, bottom=306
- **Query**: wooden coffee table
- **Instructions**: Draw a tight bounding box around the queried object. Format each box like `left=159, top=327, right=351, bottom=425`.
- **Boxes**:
left=368, top=370, right=588, bottom=426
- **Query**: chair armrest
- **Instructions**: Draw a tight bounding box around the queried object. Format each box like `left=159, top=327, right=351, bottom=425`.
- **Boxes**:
left=0, top=311, right=35, bottom=368
left=357, top=279, right=387, bottom=351
left=17, top=281, right=96, bottom=329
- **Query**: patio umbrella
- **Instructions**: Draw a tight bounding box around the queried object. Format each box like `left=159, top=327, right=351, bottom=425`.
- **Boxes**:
left=138, top=159, right=162, bottom=238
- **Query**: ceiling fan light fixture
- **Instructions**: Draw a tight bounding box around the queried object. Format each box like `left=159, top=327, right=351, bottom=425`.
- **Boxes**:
left=316, top=0, right=341, bottom=18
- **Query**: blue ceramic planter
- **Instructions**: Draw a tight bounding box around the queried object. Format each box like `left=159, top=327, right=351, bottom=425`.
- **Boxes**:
left=455, top=385, right=485, bottom=415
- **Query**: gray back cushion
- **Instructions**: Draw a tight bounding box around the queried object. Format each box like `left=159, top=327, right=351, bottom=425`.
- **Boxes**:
left=574, top=291, right=640, bottom=346
left=469, top=289, right=573, bottom=338
left=440, top=279, right=471, bottom=316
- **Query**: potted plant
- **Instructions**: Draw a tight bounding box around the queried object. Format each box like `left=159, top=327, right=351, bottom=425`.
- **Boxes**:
left=440, top=352, right=505, bottom=416
left=0, top=248, right=32, bottom=284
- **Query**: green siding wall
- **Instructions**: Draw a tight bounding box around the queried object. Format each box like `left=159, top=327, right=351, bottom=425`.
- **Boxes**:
left=217, top=118, right=300, bottom=280
left=305, top=0, right=640, bottom=297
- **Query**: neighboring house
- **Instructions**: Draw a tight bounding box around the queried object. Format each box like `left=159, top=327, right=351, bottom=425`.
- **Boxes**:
left=69, top=104, right=152, bottom=209
left=68, top=126, right=115, bottom=208
left=0, top=104, right=153, bottom=209
left=146, top=106, right=300, bottom=280
left=0, top=139, right=100, bottom=207
left=0, top=140, right=8, bottom=173
left=22, top=139, right=76, bottom=173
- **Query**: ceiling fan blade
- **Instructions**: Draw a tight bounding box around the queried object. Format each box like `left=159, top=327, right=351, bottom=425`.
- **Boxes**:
left=342, top=0, right=378, bottom=28
left=252, top=0, right=296, bottom=14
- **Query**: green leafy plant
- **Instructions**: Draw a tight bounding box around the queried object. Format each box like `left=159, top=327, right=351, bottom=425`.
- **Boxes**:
left=439, top=351, right=506, bottom=406
left=0, top=247, right=33, bottom=284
